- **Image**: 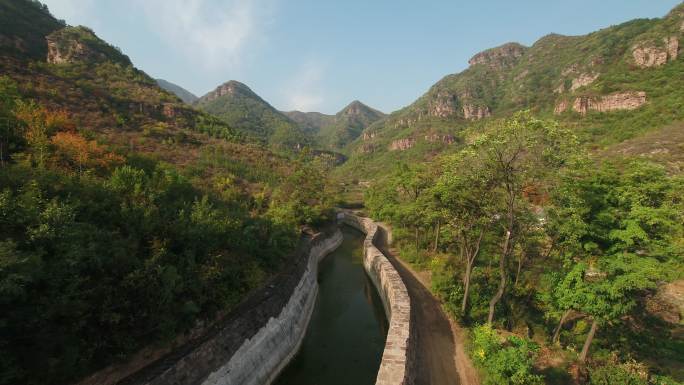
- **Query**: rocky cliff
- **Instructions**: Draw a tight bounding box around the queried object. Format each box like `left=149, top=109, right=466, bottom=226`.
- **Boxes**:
left=46, top=26, right=131, bottom=66
left=555, top=91, right=648, bottom=115
left=468, top=42, right=528, bottom=69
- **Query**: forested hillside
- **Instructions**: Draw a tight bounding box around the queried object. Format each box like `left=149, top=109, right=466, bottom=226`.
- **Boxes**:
left=337, top=3, right=684, bottom=179
left=0, top=1, right=332, bottom=384
left=195, top=80, right=311, bottom=148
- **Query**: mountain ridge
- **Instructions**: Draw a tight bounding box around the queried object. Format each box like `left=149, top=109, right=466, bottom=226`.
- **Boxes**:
left=156, top=78, right=198, bottom=104
left=195, top=79, right=310, bottom=147
left=338, top=3, right=684, bottom=178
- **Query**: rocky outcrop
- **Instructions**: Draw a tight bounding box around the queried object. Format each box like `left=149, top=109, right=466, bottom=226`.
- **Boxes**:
left=468, top=42, right=528, bottom=69
left=570, top=73, right=599, bottom=91
left=341, top=214, right=415, bottom=385
left=428, top=91, right=459, bottom=117
left=555, top=91, right=647, bottom=115
left=389, top=138, right=416, bottom=151
left=424, top=134, right=455, bottom=145
left=199, top=80, right=260, bottom=104
left=46, top=26, right=131, bottom=66
left=632, top=36, right=679, bottom=68
left=554, top=100, right=570, bottom=114
left=463, top=104, right=491, bottom=120
left=646, top=280, right=684, bottom=324
left=362, top=132, right=376, bottom=140
left=360, top=143, right=377, bottom=154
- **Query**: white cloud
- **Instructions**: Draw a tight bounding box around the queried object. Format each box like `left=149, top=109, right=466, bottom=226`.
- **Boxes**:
left=139, top=0, right=272, bottom=70
left=283, top=60, right=326, bottom=112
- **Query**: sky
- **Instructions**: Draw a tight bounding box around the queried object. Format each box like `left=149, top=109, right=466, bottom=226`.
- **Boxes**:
left=41, top=0, right=681, bottom=114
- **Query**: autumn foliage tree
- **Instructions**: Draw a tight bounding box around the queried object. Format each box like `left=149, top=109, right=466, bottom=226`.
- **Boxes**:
left=50, top=131, right=123, bottom=175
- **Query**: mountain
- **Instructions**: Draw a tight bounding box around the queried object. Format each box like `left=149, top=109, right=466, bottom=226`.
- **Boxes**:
left=283, top=110, right=335, bottom=133
left=0, top=2, right=333, bottom=384
left=283, top=100, right=385, bottom=151
left=340, top=3, right=684, bottom=178
left=156, top=78, right=198, bottom=104
left=196, top=80, right=310, bottom=147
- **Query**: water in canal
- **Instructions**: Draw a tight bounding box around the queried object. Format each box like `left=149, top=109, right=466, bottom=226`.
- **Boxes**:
left=274, top=225, right=388, bottom=385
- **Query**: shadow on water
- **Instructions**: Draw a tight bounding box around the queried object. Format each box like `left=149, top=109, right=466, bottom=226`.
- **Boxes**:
left=274, top=225, right=388, bottom=385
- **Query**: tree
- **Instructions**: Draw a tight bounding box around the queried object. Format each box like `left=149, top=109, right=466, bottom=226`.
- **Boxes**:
left=14, top=101, right=73, bottom=168
left=435, top=151, right=496, bottom=315
left=545, top=161, right=682, bottom=361
left=50, top=131, right=123, bottom=175
left=462, top=111, right=577, bottom=324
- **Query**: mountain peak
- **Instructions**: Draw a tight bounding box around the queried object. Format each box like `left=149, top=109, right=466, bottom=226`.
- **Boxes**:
left=338, top=100, right=384, bottom=118
left=198, top=80, right=261, bottom=104
left=468, top=42, right=528, bottom=69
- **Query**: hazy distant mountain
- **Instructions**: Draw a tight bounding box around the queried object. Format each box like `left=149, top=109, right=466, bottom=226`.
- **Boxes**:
left=284, top=100, right=385, bottom=151
left=196, top=80, right=311, bottom=147
left=156, top=79, right=198, bottom=104
left=283, top=110, right=335, bottom=133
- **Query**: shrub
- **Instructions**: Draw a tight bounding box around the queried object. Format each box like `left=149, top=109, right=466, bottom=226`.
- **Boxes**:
left=470, top=324, right=544, bottom=385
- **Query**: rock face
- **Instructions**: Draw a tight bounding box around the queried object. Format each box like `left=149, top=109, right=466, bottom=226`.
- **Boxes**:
left=362, top=132, right=376, bottom=140
left=554, top=100, right=569, bottom=114
left=199, top=80, right=257, bottom=104
left=468, top=42, right=528, bottom=69
left=646, top=280, right=684, bottom=324
left=46, top=26, right=131, bottom=66
left=463, top=104, right=491, bottom=120
left=47, top=37, right=90, bottom=64
left=555, top=91, right=647, bottom=115
left=428, top=91, right=459, bottom=117
left=424, top=134, right=455, bottom=144
left=360, top=143, right=377, bottom=153
left=389, top=138, right=416, bottom=151
left=632, top=36, right=679, bottom=68
left=570, top=73, right=600, bottom=91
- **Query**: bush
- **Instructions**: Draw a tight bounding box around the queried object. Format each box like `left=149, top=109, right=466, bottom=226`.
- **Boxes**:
left=470, top=324, right=544, bottom=385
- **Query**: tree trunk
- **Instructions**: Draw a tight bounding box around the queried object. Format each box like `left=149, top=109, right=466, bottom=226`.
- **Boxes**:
left=462, top=229, right=485, bottom=314
left=514, top=251, right=524, bottom=287
left=488, top=230, right=510, bottom=324
left=461, top=261, right=473, bottom=313
left=552, top=309, right=571, bottom=345
left=433, top=219, right=441, bottom=253
left=579, top=318, right=598, bottom=362
left=415, top=227, right=419, bottom=249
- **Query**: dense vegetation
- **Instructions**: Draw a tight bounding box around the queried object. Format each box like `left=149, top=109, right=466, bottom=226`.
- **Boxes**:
left=195, top=81, right=310, bottom=148
left=364, top=112, right=684, bottom=384
left=0, top=1, right=333, bottom=384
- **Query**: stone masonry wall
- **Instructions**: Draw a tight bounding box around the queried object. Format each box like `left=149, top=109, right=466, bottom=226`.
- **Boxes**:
left=200, top=230, right=343, bottom=385
left=341, top=214, right=416, bottom=385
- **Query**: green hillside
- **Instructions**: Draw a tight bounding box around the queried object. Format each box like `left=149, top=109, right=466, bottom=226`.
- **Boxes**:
left=284, top=100, right=385, bottom=152
left=339, top=3, right=684, bottom=180
left=195, top=80, right=311, bottom=148
left=0, top=2, right=332, bottom=384
left=156, top=78, right=199, bottom=104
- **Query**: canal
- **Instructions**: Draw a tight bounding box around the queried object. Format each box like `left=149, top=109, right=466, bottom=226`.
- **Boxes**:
left=274, top=225, right=388, bottom=385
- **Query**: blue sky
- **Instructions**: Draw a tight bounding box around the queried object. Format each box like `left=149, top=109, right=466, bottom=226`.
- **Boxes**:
left=41, top=0, right=680, bottom=114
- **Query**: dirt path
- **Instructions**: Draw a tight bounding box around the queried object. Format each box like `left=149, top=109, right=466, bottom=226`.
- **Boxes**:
left=375, top=224, right=480, bottom=385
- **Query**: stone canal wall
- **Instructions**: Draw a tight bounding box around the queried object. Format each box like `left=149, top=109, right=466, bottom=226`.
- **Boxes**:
left=341, top=213, right=416, bottom=385
left=200, top=229, right=343, bottom=385
left=111, top=229, right=343, bottom=385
